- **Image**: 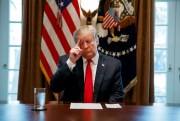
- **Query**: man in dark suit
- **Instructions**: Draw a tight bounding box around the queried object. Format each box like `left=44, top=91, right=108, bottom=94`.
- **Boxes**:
left=50, top=25, right=124, bottom=103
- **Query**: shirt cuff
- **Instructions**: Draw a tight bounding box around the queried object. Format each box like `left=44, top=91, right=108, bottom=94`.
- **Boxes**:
left=66, top=59, right=76, bottom=71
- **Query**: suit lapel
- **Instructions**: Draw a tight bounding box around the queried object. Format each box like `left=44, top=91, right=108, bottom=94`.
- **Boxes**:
left=74, top=58, right=84, bottom=100
left=93, top=53, right=106, bottom=101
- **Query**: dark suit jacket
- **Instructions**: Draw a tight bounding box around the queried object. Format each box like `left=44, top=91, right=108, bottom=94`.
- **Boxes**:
left=50, top=53, right=124, bottom=102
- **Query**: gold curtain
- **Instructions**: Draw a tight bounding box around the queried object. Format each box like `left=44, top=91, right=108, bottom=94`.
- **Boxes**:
left=18, top=0, right=154, bottom=105
left=124, top=0, right=154, bottom=105
left=17, top=0, right=55, bottom=103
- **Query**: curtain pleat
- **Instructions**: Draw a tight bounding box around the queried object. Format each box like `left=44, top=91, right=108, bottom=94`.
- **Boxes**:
left=124, top=0, right=154, bottom=105
left=17, top=0, right=55, bottom=103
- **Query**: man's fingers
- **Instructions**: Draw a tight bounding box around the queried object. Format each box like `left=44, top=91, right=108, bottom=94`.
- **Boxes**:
left=74, top=42, right=82, bottom=53
left=76, top=39, right=80, bottom=47
left=71, top=47, right=82, bottom=57
left=76, top=46, right=82, bottom=52
left=76, top=39, right=83, bottom=50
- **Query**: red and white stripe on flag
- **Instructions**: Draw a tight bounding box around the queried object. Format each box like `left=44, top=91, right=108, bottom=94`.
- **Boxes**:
left=102, top=11, right=117, bottom=29
left=40, top=0, right=80, bottom=86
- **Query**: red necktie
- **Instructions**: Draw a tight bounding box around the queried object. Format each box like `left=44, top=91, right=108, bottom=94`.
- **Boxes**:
left=84, top=59, right=93, bottom=103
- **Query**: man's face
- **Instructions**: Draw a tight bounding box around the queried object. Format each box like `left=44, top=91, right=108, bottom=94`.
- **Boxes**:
left=77, top=33, right=99, bottom=59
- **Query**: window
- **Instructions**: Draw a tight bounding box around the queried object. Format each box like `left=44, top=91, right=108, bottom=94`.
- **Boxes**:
left=8, top=0, right=22, bottom=101
left=154, top=0, right=180, bottom=103
left=154, top=1, right=168, bottom=103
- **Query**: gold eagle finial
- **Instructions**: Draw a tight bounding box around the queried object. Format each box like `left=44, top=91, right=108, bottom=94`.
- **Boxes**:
left=81, top=6, right=98, bottom=25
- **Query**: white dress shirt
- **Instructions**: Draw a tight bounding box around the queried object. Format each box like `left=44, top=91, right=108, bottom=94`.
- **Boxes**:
left=66, top=52, right=99, bottom=89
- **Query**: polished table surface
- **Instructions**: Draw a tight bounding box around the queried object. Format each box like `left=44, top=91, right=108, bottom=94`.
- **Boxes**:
left=0, top=101, right=180, bottom=121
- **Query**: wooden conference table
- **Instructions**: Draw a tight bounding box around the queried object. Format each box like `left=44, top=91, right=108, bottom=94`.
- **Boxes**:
left=0, top=101, right=180, bottom=121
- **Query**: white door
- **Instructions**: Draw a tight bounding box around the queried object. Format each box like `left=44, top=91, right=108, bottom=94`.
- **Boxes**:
left=167, top=0, right=180, bottom=103
left=174, top=0, right=180, bottom=103
left=0, top=0, right=9, bottom=101
left=154, top=0, right=180, bottom=104
left=0, top=0, right=22, bottom=101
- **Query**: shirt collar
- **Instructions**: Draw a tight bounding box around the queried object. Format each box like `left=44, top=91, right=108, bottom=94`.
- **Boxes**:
left=82, top=52, right=99, bottom=65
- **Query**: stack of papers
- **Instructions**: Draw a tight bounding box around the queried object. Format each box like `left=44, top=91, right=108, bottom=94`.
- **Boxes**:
left=105, top=104, right=122, bottom=108
left=70, top=103, right=103, bottom=109
left=70, top=103, right=122, bottom=109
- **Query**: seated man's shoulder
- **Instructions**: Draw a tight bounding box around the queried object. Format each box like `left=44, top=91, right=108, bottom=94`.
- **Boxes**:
left=101, top=53, right=121, bottom=63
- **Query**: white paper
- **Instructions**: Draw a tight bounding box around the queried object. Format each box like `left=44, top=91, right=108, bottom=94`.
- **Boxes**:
left=70, top=103, right=103, bottom=109
left=105, top=104, right=122, bottom=108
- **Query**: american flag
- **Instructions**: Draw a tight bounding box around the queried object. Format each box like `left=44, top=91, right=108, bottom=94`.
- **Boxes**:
left=40, top=0, right=80, bottom=87
left=102, top=10, right=117, bottom=29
